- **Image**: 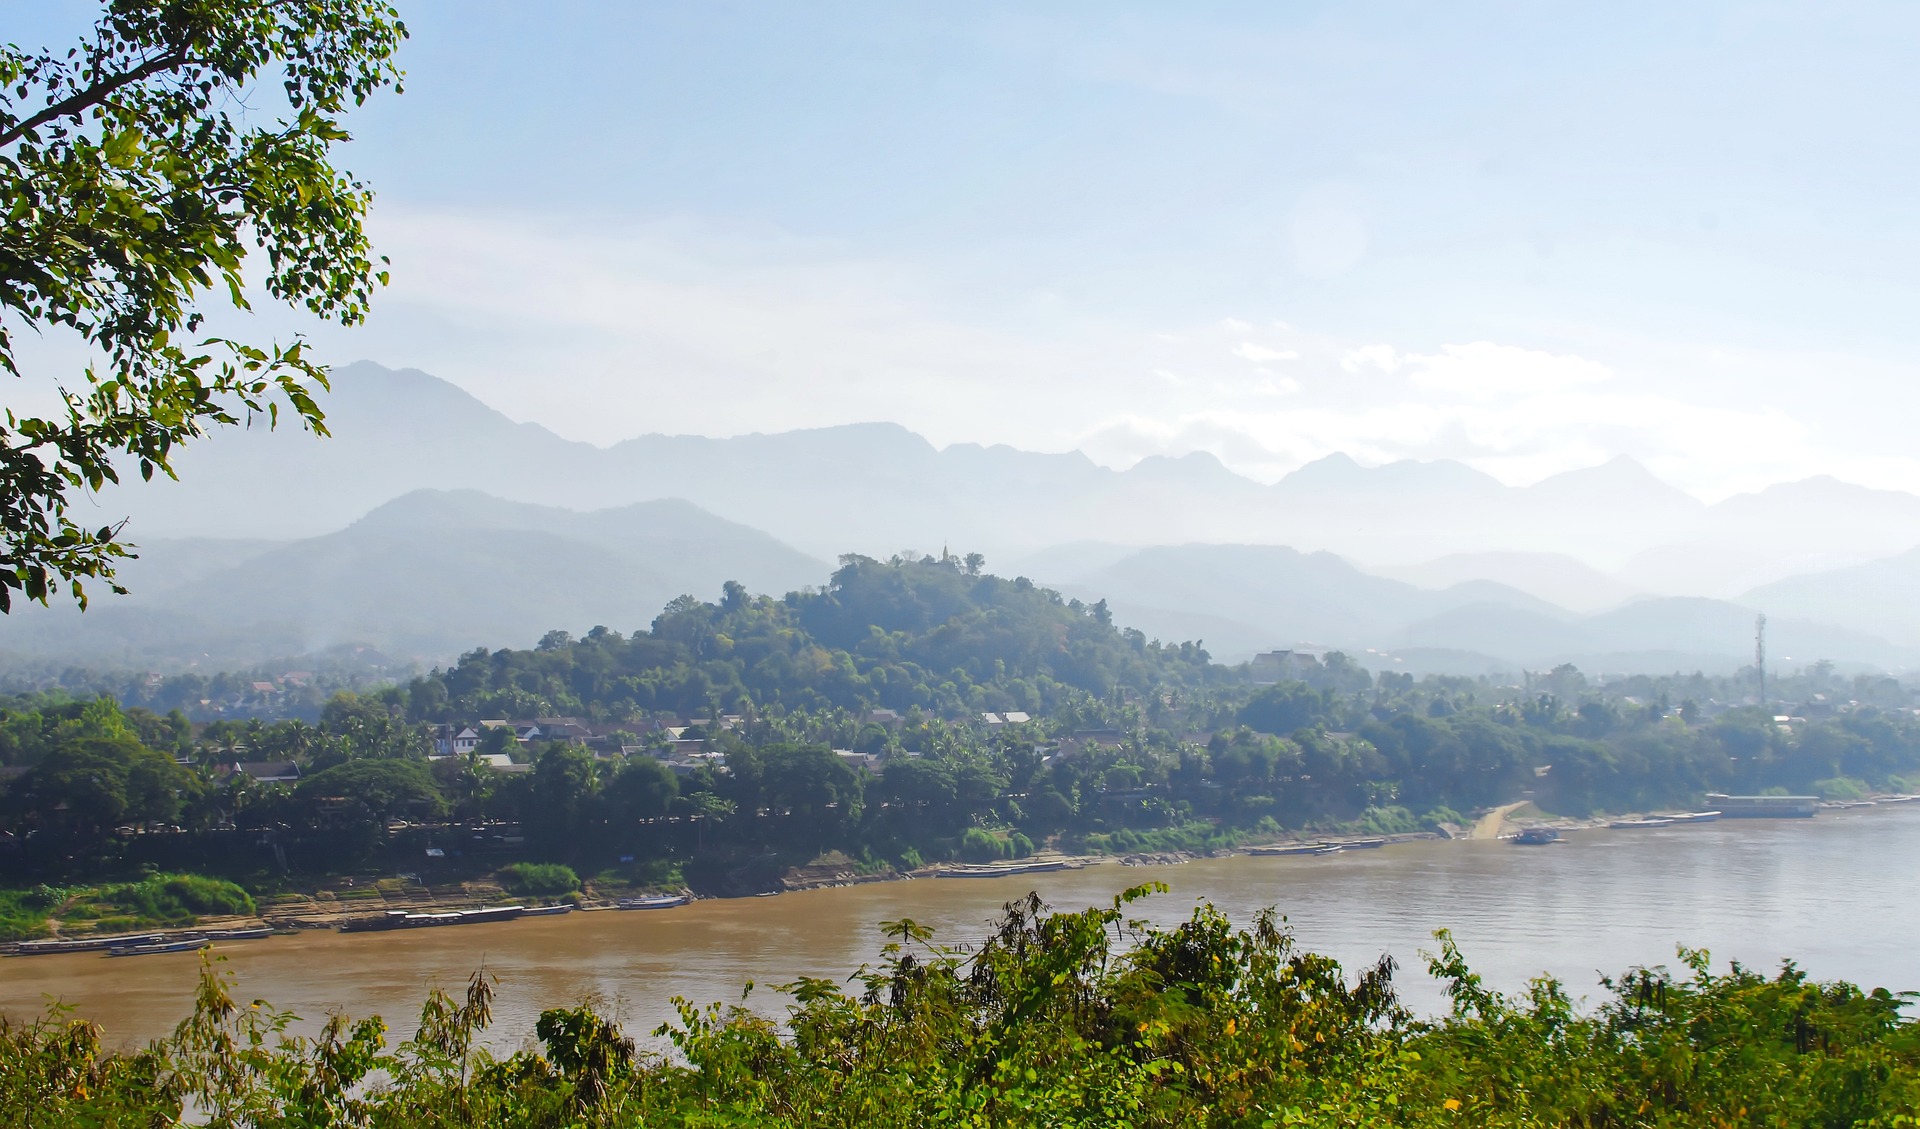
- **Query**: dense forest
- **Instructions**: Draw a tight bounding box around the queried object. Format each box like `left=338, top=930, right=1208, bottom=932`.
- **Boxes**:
left=6, top=888, right=1919, bottom=1126
left=3, top=555, right=1920, bottom=922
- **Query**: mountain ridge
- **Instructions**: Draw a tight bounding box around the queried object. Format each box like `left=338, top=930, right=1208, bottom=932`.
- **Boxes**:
left=106, top=361, right=1920, bottom=585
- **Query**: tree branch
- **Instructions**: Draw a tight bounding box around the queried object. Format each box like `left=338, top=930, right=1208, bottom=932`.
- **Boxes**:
left=0, top=50, right=190, bottom=149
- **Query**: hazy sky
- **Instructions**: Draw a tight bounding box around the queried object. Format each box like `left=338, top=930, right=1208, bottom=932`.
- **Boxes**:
left=17, top=2, right=1920, bottom=497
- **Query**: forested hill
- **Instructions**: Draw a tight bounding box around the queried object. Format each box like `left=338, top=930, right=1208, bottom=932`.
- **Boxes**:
left=407, top=554, right=1229, bottom=722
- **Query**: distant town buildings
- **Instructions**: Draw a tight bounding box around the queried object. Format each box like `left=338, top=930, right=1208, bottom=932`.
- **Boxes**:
left=1250, top=648, right=1329, bottom=685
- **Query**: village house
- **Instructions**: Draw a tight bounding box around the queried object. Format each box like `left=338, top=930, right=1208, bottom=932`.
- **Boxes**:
left=216, top=761, right=301, bottom=785
left=834, top=749, right=883, bottom=773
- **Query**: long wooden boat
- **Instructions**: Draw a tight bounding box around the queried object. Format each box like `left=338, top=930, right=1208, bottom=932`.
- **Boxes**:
left=520, top=904, right=574, bottom=917
left=108, top=937, right=211, bottom=957
left=616, top=895, right=690, bottom=910
left=1609, top=817, right=1675, bottom=829
left=935, top=860, right=1073, bottom=879
left=1511, top=827, right=1561, bottom=845
left=1659, top=811, right=1721, bottom=823
left=1704, top=794, right=1819, bottom=818
left=340, top=906, right=527, bottom=933
left=1247, top=843, right=1326, bottom=856
left=1341, top=838, right=1389, bottom=849
left=9, top=933, right=166, bottom=956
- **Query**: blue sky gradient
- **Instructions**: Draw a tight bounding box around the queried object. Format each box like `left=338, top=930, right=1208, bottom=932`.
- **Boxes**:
left=12, top=1, right=1920, bottom=496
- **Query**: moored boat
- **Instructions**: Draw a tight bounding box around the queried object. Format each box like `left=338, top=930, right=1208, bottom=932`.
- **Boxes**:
left=1609, top=817, right=1675, bottom=829
left=520, top=904, right=574, bottom=917
left=1312, top=844, right=1344, bottom=856
left=1512, top=827, right=1561, bottom=845
left=1704, top=793, right=1819, bottom=818
left=1247, top=843, right=1326, bottom=856
left=10, top=933, right=165, bottom=956
left=201, top=927, right=274, bottom=941
left=340, top=905, right=527, bottom=932
left=934, top=860, right=1072, bottom=879
left=108, top=937, right=210, bottom=957
left=616, top=894, right=690, bottom=910
left=1341, top=838, right=1389, bottom=849
left=1660, top=811, right=1721, bottom=823
left=456, top=905, right=527, bottom=924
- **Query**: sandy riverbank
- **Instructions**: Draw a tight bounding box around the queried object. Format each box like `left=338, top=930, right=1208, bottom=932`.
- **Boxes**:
left=1470, top=802, right=1533, bottom=839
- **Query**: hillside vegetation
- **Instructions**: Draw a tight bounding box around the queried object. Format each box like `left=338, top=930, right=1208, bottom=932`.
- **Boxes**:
left=4, top=556, right=1920, bottom=898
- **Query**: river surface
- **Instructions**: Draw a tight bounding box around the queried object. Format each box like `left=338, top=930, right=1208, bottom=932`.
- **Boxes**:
left=5, top=804, right=1917, bottom=1051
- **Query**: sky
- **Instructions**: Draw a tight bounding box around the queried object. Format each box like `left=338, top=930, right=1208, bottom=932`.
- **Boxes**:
left=15, top=1, right=1920, bottom=498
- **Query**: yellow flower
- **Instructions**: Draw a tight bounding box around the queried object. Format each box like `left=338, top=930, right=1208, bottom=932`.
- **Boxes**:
left=1223, top=1019, right=1237, bottom=1036
left=1444, top=1098, right=1462, bottom=1112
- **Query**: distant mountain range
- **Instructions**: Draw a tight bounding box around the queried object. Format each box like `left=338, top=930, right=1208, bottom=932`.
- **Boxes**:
left=0, top=491, right=824, bottom=667
left=1019, top=543, right=1914, bottom=675
left=94, top=362, right=1920, bottom=589
left=4, top=487, right=1914, bottom=675
left=8, top=359, right=1917, bottom=675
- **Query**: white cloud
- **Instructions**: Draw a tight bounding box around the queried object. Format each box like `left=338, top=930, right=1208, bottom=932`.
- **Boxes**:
left=1402, top=341, right=1612, bottom=399
left=281, top=205, right=1920, bottom=501
left=1233, top=342, right=1300, bottom=363
left=1339, top=344, right=1400, bottom=373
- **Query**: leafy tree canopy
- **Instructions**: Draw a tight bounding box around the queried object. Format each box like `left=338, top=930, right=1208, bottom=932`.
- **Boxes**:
left=0, top=0, right=406, bottom=610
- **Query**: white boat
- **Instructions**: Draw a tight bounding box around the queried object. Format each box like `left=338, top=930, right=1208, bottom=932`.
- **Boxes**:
left=934, top=860, right=1071, bottom=879
left=616, top=895, right=689, bottom=910
left=1608, top=817, right=1675, bottom=829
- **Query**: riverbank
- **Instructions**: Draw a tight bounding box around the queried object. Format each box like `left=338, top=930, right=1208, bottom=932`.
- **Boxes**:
left=12, top=795, right=1915, bottom=946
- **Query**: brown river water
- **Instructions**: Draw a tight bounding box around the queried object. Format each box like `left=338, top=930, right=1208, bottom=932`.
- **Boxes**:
left=5, top=803, right=1917, bottom=1051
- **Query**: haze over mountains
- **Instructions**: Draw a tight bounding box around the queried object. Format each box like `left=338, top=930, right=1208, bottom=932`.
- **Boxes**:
left=9, top=361, right=1918, bottom=675
left=3, top=491, right=824, bottom=668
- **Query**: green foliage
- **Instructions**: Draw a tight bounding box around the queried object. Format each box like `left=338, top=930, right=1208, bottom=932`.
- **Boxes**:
left=591, top=858, right=685, bottom=893
left=0, top=888, right=53, bottom=941
left=0, top=1, right=406, bottom=608
left=5, top=872, right=258, bottom=933
left=959, top=827, right=1015, bottom=862
left=1238, top=680, right=1331, bottom=736
left=413, top=555, right=1224, bottom=722
left=1356, top=804, right=1419, bottom=835
left=98, top=873, right=255, bottom=924
left=6, top=893, right=1920, bottom=1125
left=1814, top=776, right=1869, bottom=801
left=298, top=756, right=445, bottom=824
left=496, top=863, right=580, bottom=898
left=9, top=602, right=1920, bottom=896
